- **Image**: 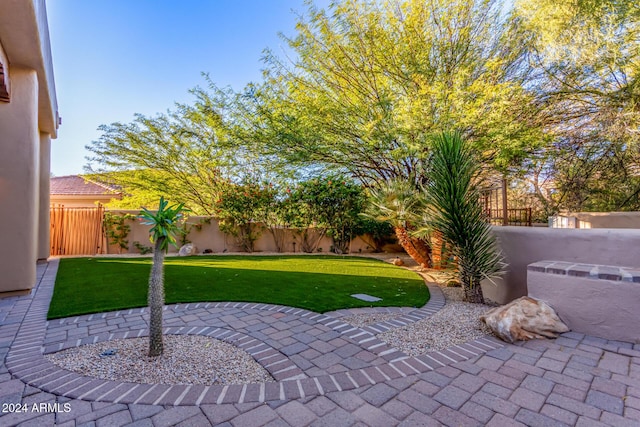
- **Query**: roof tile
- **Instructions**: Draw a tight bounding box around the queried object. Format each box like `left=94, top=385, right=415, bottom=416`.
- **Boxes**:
left=50, top=175, right=120, bottom=196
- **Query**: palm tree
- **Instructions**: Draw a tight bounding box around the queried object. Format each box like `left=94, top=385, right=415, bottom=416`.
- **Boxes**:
left=139, top=197, right=187, bottom=356
left=365, top=180, right=432, bottom=268
left=424, top=131, right=505, bottom=303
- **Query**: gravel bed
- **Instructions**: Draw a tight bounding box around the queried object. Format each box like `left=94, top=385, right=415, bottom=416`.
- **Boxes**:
left=341, top=312, right=403, bottom=327
left=377, top=286, right=496, bottom=355
left=45, top=334, right=274, bottom=385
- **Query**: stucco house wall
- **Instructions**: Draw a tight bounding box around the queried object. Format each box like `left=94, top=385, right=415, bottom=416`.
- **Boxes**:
left=0, top=0, right=59, bottom=295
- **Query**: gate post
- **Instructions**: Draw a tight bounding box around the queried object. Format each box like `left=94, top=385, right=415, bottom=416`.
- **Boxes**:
left=502, top=177, right=508, bottom=226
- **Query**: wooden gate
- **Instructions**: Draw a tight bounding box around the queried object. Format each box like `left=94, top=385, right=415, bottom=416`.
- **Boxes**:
left=50, top=205, right=104, bottom=255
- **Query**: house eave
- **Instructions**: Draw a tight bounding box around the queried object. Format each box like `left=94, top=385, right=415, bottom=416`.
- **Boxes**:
left=0, top=0, right=59, bottom=137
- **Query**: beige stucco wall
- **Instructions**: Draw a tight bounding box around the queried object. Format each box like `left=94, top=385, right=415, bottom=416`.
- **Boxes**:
left=0, top=68, right=40, bottom=293
left=528, top=270, right=640, bottom=343
left=38, top=132, right=51, bottom=260
left=103, top=212, right=378, bottom=256
left=33, top=0, right=58, bottom=132
left=482, top=227, right=640, bottom=304
left=572, top=212, right=640, bottom=229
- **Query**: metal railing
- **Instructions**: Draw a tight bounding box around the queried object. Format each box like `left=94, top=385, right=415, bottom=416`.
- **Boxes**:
left=479, top=181, right=532, bottom=227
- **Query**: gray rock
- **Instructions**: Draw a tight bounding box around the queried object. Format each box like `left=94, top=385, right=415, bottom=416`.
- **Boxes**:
left=178, top=243, right=197, bottom=256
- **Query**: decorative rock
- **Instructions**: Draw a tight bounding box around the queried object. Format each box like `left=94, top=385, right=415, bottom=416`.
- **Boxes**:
left=480, top=296, right=569, bottom=343
left=392, top=257, right=405, bottom=266
left=178, top=243, right=197, bottom=256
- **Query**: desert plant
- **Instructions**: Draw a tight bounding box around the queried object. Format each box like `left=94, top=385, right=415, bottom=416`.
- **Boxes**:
left=133, top=241, right=153, bottom=255
left=365, top=180, right=432, bottom=267
left=102, top=212, right=136, bottom=254
left=423, top=131, right=505, bottom=303
left=139, top=197, right=187, bottom=356
left=289, top=176, right=367, bottom=254
left=214, top=180, right=273, bottom=252
left=255, top=185, right=290, bottom=253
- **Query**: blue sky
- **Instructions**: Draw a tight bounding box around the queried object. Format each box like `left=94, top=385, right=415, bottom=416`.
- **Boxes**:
left=46, top=0, right=321, bottom=176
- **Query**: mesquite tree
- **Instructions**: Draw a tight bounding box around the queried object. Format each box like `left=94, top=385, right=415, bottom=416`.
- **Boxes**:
left=139, top=197, right=186, bottom=357
left=228, top=0, right=540, bottom=184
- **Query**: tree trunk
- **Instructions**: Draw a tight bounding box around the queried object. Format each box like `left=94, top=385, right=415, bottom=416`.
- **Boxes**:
left=430, top=231, right=456, bottom=270
left=461, top=269, right=485, bottom=304
left=238, top=223, right=256, bottom=252
left=430, top=230, right=444, bottom=270
left=268, top=227, right=286, bottom=253
left=393, top=226, right=432, bottom=268
left=300, top=228, right=326, bottom=253
left=148, top=237, right=166, bottom=357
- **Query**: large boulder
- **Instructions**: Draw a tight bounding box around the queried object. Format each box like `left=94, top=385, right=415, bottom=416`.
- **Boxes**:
left=480, top=296, right=569, bottom=343
left=178, top=243, right=197, bottom=256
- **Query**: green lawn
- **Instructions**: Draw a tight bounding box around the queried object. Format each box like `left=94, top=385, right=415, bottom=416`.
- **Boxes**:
left=48, top=255, right=429, bottom=319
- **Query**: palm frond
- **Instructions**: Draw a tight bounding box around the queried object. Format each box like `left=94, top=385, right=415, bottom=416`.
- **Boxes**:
left=138, top=196, right=189, bottom=252
left=363, top=179, right=425, bottom=227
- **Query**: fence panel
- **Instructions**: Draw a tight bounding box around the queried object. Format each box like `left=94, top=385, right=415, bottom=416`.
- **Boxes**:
left=50, top=205, right=104, bottom=255
left=479, top=185, right=532, bottom=226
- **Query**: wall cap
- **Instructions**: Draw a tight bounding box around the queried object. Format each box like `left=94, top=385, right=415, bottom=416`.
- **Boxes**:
left=528, top=260, right=640, bottom=283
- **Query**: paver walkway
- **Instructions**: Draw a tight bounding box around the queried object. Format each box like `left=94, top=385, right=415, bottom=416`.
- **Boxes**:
left=0, top=259, right=638, bottom=426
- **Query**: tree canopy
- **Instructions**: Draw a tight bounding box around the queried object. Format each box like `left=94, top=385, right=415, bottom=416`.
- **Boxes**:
left=86, top=0, right=640, bottom=216
left=85, top=89, right=282, bottom=215
left=225, top=0, right=544, bottom=186
left=515, top=0, right=640, bottom=213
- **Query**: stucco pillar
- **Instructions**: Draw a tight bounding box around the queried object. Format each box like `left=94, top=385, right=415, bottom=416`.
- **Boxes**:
left=38, top=132, right=51, bottom=260
left=0, top=67, right=39, bottom=294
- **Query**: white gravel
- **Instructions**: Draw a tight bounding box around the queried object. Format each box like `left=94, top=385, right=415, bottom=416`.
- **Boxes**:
left=340, top=313, right=404, bottom=327
left=377, top=286, right=496, bottom=355
left=45, top=334, right=274, bottom=385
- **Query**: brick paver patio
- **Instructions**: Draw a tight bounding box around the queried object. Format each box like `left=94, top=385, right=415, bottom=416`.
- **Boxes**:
left=0, top=259, right=638, bottom=426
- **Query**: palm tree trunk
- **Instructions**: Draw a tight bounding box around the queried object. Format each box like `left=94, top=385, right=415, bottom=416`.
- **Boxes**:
left=148, top=236, right=166, bottom=357
left=393, top=226, right=432, bottom=268
left=430, top=230, right=444, bottom=270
